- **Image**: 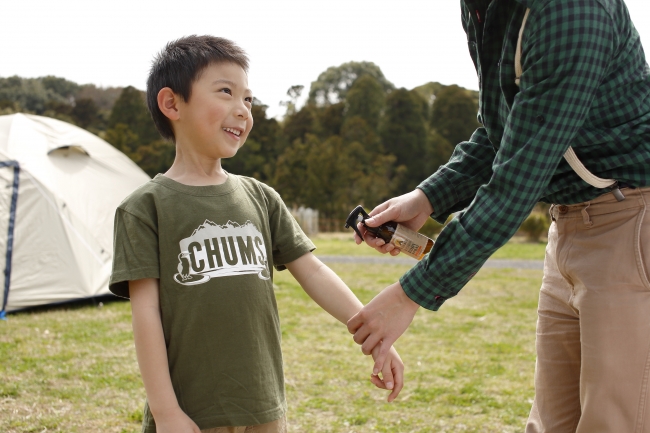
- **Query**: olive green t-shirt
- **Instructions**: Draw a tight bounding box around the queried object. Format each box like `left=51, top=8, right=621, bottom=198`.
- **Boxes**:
left=109, top=174, right=314, bottom=431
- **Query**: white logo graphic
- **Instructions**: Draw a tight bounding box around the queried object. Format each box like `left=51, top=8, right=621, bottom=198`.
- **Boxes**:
left=174, top=220, right=270, bottom=286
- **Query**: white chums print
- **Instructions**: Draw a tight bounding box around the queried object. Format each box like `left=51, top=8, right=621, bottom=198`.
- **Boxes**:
left=174, top=220, right=270, bottom=285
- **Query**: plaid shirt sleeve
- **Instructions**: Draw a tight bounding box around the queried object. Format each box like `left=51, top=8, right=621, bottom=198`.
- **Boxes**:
left=401, top=1, right=617, bottom=310
left=419, top=127, right=496, bottom=224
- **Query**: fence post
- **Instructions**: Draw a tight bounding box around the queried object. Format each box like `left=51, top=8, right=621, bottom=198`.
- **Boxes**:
left=291, top=206, right=319, bottom=236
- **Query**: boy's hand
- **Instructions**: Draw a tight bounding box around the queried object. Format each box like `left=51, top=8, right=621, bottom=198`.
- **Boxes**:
left=369, top=344, right=404, bottom=402
left=155, top=408, right=201, bottom=433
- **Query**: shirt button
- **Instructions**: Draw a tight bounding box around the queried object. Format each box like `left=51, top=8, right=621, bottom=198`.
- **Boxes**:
left=558, top=205, right=569, bottom=214
left=536, top=115, right=545, bottom=123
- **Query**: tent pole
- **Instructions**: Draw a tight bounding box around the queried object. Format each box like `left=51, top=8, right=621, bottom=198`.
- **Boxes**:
left=0, top=161, right=19, bottom=319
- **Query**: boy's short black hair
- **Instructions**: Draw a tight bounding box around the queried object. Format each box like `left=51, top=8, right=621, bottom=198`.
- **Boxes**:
left=146, top=35, right=249, bottom=141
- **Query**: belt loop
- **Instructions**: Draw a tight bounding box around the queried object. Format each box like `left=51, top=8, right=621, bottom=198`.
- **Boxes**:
left=549, top=204, right=557, bottom=222
left=581, top=202, right=593, bottom=228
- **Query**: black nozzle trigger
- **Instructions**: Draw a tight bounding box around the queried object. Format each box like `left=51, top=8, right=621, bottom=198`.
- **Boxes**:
left=344, top=205, right=371, bottom=241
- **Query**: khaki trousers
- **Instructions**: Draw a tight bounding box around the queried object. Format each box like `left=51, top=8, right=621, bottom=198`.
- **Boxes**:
left=201, top=416, right=287, bottom=433
left=526, top=187, right=650, bottom=433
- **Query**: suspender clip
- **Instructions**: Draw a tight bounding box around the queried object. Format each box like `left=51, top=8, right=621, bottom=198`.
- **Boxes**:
left=610, top=182, right=626, bottom=202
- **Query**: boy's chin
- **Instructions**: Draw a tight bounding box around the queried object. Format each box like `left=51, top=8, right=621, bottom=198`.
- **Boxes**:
left=222, top=149, right=240, bottom=159
left=224, top=144, right=245, bottom=159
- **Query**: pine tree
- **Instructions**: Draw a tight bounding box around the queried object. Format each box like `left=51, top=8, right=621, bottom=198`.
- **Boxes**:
left=380, top=88, right=429, bottom=193
left=345, top=74, right=385, bottom=130
left=430, top=85, right=480, bottom=146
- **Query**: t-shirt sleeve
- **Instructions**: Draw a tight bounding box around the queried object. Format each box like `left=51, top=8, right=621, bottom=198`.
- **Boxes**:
left=109, top=207, right=160, bottom=298
left=263, top=186, right=315, bottom=270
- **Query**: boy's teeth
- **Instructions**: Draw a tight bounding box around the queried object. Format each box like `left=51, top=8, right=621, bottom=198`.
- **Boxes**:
left=223, top=127, right=241, bottom=136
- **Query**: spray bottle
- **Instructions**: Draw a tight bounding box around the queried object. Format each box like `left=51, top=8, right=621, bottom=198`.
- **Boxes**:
left=344, top=205, right=434, bottom=261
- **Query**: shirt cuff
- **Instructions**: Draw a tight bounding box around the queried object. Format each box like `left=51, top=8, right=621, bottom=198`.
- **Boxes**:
left=399, top=261, right=448, bottom=311
left=417, top=168, right=459, bottom=225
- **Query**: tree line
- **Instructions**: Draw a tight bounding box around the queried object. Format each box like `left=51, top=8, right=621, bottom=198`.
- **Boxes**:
left=0, top=62, right=480, bottom=220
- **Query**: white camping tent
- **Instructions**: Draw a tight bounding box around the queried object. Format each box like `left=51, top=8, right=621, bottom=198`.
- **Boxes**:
left=0, top=113, right=150, bottom=315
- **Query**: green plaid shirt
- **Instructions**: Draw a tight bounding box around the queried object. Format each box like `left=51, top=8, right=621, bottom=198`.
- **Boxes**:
left=401, top=0, right=650, bottom=310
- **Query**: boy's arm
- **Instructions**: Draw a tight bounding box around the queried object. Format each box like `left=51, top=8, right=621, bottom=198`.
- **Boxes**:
left=285, top=253, right=404, bottom=401
left=285, top=252, right=363, bottom=322
left=129, top=279, right=201, bottom=433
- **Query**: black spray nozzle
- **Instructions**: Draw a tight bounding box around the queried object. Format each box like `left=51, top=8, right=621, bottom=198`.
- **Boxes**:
left=344, top=205, right=371, bottom=240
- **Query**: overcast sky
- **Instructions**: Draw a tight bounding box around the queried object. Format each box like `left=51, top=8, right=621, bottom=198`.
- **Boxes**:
left=2, top=0, right=649, bottom=118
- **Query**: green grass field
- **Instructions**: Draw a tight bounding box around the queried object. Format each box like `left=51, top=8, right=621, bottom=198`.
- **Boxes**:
left=0, top=235, right=544, bottom=432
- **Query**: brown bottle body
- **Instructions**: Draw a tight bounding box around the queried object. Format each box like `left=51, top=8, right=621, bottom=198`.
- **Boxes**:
left=365, top=221, right=434, bottom=261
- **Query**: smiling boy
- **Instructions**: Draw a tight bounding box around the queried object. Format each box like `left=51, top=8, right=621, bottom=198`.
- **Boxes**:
left=108, top=36, right=404, bottom=433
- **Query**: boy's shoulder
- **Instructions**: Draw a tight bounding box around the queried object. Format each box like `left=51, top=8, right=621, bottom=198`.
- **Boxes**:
left=234, top=174, right=284, bottom=204
left=116, top=174, right=288, bottom=221
left=117, top=176, right=166, bottom=214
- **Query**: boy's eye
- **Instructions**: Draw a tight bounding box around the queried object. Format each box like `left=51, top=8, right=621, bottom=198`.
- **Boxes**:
left=219, top=88, right=232, bottom=95
left=245, top=96, right=253, bottom=104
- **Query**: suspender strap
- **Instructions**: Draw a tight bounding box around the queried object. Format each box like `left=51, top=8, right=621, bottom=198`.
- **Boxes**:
left=514, top=9, right=529, bottom=86
left=514, top=8, right=624, bottom=201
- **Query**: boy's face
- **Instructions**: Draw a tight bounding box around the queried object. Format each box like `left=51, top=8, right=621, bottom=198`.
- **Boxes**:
left=175, top=62, right=253, bottom=159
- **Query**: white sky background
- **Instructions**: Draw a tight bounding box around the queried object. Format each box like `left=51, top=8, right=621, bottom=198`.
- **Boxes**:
left=1, top=0, right=649, bottom=118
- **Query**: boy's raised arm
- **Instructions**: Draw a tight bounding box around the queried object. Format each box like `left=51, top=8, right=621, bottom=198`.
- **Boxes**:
left=129, top=279, right=201, bottom=433
left=285, top=253, right=405, bottom=402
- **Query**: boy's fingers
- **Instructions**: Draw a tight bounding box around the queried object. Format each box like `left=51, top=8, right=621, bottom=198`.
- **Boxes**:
left=388, top=362, right=404, bottom=402
left=371, top=343, right=390, bottom=374
left=370, top=374, right=386, bottom=389
left=381, top=361, right=394, bottom=391
left=388, top=372, right=404, bottom=402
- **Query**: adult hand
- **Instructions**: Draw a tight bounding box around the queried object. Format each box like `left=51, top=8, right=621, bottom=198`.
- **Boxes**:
left=347, top=281, right=420, bottom=374
left=355, top=189, right=434, bottom=255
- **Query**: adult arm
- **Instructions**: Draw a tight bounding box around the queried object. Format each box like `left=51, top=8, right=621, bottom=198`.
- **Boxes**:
left=130, top=278, right=200, bottom=433
left=350, top=1, right=617, bottom=364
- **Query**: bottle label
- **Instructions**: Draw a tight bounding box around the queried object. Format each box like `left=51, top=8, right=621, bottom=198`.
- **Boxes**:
left=391, top=225, right=430, bottom=260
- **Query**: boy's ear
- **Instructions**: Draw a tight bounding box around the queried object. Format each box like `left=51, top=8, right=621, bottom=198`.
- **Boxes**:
left=157, top=87, right=180, bottom=121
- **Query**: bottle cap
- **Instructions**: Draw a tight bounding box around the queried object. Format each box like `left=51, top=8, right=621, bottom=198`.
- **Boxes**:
left=344, top=205, right=371, bottom=240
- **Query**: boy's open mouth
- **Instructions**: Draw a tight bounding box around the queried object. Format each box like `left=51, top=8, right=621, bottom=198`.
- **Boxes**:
left=223, top=127, right=241, bottom=137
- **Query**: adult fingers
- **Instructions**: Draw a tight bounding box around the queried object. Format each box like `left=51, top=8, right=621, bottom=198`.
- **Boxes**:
left=352, top=325, right=371, bottom=346
left=364, top=203, right=400, bottom=228
left=367, top=200, right=392, bottom=219
left=355, top=222, right=369, bottom=244
left=358, top=224, right=395, bottom=254
left=360, top=331, right=383, bottom=356
left=347, top=312, right=363, bottom=334
left=360, top=231, right=397, bottom=255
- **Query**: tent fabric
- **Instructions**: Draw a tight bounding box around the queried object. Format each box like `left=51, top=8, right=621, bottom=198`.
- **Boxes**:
left=0, top=113, right=150, bottom=313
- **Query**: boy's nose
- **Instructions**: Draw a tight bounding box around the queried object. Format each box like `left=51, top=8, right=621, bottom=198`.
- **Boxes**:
left=234, top=104, right=249, bottom=119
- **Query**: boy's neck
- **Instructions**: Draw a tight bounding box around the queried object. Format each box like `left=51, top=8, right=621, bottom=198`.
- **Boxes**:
left=164, top=144, right=229, bottom=186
